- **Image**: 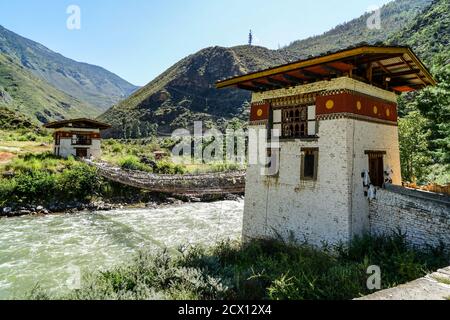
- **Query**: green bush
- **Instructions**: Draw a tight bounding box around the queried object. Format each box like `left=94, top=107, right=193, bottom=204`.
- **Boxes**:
left=0, top=153, right=102, bottom=206
left=112, top=144, right=123, bottom=153
left=0, top=152, right=154, bottom=208
left=2, top=165, right=100, bottom=205
left=55, top=164, right=101, bottom=201
left=0, top=178, right=17, bottom=206
left=16, top=132, right=39, bottom=142
left=6, top=152, right=64, bottom=173
left=210, top=162, right=245, bottom=173
left=13, top=171, right=56, bottom=203
left=118, top=155, right=153, bottom=173
left=154, top=161, right=186, bottom=175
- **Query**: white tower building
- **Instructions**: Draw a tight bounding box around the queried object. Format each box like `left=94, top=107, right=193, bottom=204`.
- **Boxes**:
left=217, top=45, right=436, bottom=247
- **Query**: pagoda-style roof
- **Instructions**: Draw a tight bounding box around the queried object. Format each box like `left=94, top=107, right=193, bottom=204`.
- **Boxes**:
left=44, top=118, right=111, bottom=130
left=216, top=45, right=436, bottom=93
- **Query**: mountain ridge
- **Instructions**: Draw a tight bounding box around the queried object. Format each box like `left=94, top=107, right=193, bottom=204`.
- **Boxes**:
left=99, top=0, right=434, bottom=138
left=99, top=45, right=291, bottom=137
left=0, top=25, right=139, bottom=113
left=282, top=0, right=433, bottom=59
left=0, top=53, right=99, bottom=123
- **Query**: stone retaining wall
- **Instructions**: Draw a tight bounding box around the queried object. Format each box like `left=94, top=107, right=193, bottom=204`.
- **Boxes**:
left=369, top=185, right=450, bottom=250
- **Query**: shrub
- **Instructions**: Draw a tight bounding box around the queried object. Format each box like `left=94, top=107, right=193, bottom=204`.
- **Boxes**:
left=0, top=178, right=17, bottom=206
left=210, top=162, right=245, bottom=173
left=0, top=153, right=103, bottom=206
left=13, top=171, right=56, bottom=203
left=112, top=144, right=123, bottom=153
left=154, top=161, right=186, bottom=175
left=55, top=164, right=101, bottom=201
left=118, top=155, right=152, bottom=173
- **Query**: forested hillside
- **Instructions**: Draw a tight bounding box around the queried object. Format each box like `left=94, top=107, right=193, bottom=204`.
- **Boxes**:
left=394, top=0, right=449, bottom=184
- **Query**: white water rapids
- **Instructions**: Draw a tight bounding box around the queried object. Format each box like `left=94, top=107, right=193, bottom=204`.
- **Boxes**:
left=0, top=200, right=244, bottom=299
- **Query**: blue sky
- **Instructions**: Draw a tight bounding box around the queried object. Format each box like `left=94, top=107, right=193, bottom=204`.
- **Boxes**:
left=0, top=0, right=392, bottom=86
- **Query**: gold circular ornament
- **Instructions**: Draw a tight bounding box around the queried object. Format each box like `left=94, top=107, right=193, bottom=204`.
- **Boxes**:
left=386, top=108, right=390, bottom=117
left=373, top=106, right=378, bottom=114
left=257, top=109, right=263, bottom=117
left=326, top=100, right=335, bottom=110
left=356, top=101, right=362, bottom=111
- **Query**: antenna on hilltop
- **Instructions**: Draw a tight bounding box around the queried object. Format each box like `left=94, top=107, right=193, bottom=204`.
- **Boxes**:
left=248, top=30, right=253, bottom=46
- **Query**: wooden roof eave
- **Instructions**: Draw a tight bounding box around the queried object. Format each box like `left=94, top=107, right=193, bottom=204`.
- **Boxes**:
left=404, top=47, right=436, bottom=86
left=44, top=118, right=112, bottom=130
left=216, top=46, right=437, bottom=89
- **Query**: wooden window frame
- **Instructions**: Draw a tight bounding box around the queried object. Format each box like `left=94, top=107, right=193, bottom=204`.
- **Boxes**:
left=365, top=150, right=386, bottom=187
left=272, top=105, right=317, bottom=140
left=71, top=133, right=92, bottom=146
left=301, top=148, right=319, bottom=181
left=55, top=132, right=61, bottom=146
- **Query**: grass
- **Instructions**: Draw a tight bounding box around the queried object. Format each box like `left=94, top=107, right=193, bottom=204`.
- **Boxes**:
left=0, top=130, right=51, bottom=143
left=101, top=139, right=246, bottom=175
left=30, top=234, right=449, bottom=300
left=101, top=138, right=161, bottom=164
left=0, top=127, right=52, bottom=168
left=433, top=276, right=450, bottom=286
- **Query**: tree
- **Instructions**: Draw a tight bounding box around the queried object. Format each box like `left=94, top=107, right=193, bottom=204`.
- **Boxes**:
left=131, top=121, right=141, bottom=139
left=414, top=63, right=450, bottom=165
left=396, top=55, right=449, bottom=184
left=398, top=111, right=432, bottom=183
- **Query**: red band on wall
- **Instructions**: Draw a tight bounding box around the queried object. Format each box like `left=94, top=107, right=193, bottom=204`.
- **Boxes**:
left=316, top=92, right=397, bottom=123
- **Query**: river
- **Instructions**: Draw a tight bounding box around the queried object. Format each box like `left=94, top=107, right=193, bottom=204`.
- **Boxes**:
left=0, top=200, right=244, bottom=299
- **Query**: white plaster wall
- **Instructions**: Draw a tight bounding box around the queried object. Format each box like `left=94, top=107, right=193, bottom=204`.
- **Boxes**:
left=58, top=138, right=75, bottom=158
left=244, top=119, right=353, bottom=247
left=58, top=128, right=100, bottom=133
left=53, top=138, right=102, bottom=159
left=90, top=140, right=102, bottom=159
left=349, top=119, right=402, bottom=237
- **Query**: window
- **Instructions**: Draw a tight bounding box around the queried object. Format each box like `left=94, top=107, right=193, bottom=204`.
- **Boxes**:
left=301, top=148, right=319, bottom=181
left=272, top=105, right=316, bottom=139
left=365, top=151, right=386, bottom=187
left=71, top=134, right=92, bottom=146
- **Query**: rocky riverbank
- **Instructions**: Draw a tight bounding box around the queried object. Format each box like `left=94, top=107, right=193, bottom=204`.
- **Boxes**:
left=0, top=193, right=244, bottom=218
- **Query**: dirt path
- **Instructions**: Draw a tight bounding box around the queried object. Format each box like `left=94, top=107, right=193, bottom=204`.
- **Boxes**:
left=0, top=152, right=14, bottom=164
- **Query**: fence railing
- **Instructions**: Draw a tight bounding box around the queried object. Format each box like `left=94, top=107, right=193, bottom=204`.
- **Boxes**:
left=403, top=182, right=450, bottom=196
